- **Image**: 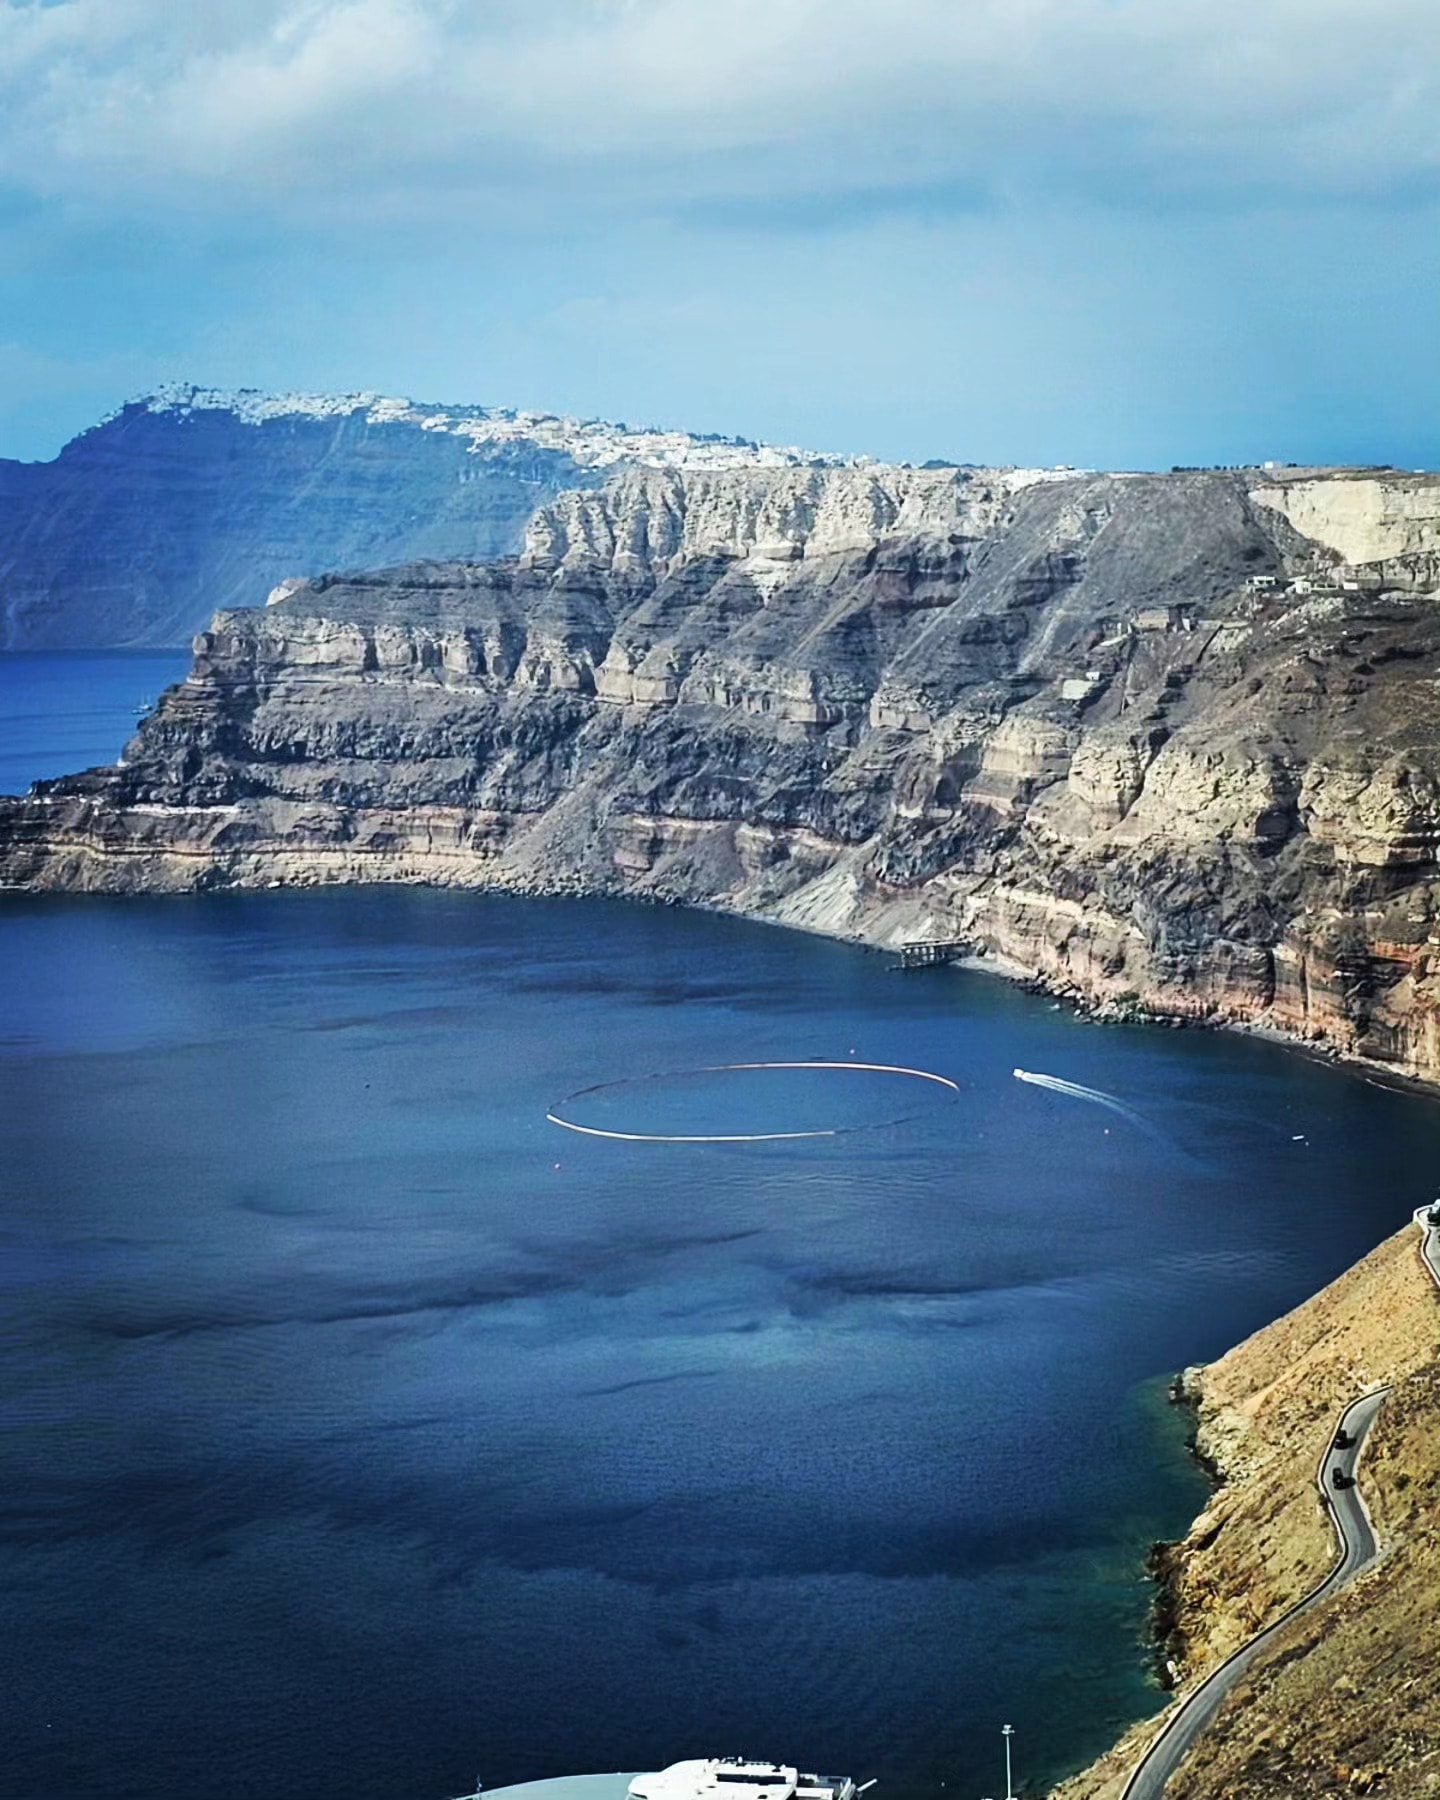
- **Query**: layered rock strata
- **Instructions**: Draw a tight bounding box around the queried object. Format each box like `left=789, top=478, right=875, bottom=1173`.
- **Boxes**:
left=5, top=460, right=1440, bottom=1081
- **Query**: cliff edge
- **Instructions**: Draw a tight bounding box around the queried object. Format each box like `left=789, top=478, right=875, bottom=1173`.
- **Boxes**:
left=6, top=461, right=1440, bottom=1082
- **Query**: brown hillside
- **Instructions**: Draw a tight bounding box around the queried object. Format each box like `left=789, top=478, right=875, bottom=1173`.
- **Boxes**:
left=1053, top=1222, right=1440, bottom=1800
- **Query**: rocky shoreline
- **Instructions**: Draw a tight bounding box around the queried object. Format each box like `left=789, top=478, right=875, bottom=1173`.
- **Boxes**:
left=1143, top=1372, right=1223, bottom=1693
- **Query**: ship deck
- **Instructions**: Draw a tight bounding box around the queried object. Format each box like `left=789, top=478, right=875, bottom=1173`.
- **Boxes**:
left=482, top=1774, right=640, bottom=1800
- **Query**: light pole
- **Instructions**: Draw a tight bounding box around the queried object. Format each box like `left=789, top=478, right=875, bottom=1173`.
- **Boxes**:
left=1002, top=1725, right=1015, bottom=1800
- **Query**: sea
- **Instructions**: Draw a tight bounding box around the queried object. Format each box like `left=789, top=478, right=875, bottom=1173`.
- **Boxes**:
left=0, top=650, right=193, bottom=797
left=3, top=653, right=1437, bottom=1800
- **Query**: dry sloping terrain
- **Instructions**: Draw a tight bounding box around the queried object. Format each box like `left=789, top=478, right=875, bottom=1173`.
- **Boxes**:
left=1053, top=1224, right=1440, bottom=1800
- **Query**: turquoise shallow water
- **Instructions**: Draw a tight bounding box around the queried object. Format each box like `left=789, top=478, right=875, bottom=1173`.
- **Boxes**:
left=2, top=660, right=1438, bottom=1800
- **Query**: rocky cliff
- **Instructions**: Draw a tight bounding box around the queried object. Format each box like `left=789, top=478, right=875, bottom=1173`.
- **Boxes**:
left=1053, top=1221, right=1440, bottom=1800
left=0, top=385, right=845, bottom=649
left=5, top=459, right=1440, bottom=1081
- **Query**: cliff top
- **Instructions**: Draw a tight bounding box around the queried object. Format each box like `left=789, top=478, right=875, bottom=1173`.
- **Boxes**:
left=94, top=388, right=1440, bottom=487
left=94, top=383, right=1101, bottom=483
left=109, top=383, right=857, bottom=474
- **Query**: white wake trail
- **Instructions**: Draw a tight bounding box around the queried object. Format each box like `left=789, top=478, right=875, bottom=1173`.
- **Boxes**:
left=548, top=1059, right=961, bottom=1144
left=1013, top=1067, right=1148, bottom=1129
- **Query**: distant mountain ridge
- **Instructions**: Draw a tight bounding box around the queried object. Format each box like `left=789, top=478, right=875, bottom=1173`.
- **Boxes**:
left=122, top=383, right=854, bottom=473
left=0, top=385, right=855, bottom=650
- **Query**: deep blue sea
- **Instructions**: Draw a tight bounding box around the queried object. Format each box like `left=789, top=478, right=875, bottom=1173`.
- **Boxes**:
left=0, top=650, right=193, bottom=796
left=3, top=657, right=1438, bottom=1800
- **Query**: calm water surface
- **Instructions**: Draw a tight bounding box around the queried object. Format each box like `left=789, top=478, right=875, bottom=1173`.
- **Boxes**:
left=0, top=650, right=192, bottom=794
left=3, top=664, right=1438, bottom=1800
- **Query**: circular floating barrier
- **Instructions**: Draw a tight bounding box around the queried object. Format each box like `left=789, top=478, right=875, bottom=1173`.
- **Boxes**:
left=546, top=1059, right=961, bottom=1143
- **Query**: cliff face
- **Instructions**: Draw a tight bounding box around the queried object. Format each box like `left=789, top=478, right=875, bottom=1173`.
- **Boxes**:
left=1256, top=474, right=1440, bottom=571
left=6, top=459, right=1440, bottom=1081
left=0, top=386, right=844, bottom=650
left=1054, top=1223, right=1440, bottom=1800
left=521, top=462, right=1023, bottom=572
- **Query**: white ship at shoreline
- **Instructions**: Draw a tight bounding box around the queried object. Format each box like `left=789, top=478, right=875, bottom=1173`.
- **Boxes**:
left=456, top=1758, right=870, bottom=1800
left=630, top=1759, right=865, bottom=1800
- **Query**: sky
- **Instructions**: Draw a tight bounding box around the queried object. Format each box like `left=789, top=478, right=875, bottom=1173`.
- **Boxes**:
left=1, top=0, right=1438, bottom=469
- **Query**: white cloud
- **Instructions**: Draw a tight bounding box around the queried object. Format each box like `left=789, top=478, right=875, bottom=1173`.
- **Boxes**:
left=1, top=0, right=1438, bottom=220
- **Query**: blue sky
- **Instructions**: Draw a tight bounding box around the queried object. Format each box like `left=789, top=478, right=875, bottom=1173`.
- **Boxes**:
left=2, top=0, right=1438, bottom=468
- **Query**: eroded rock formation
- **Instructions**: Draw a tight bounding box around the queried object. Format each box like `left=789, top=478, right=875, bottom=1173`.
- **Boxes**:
left=6, top=460, right=1440, bottom=1081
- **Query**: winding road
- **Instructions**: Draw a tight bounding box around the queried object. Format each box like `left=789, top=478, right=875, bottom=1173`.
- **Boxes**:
left=1121, top=1385, right=1389, bottom=1800
left=1123, top=1202, right=1440, bottom=1797
left=1414, top=1204, right=1440, bottom=1292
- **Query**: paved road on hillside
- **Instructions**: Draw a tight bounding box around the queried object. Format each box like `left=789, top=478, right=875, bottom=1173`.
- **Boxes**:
left=1122, top=1386, right=1389, bottom=1800
left=1415, top=1205, right=1440, bottom=1291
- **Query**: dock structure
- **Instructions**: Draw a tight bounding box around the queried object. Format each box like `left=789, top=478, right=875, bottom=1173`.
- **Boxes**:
left=896, top=939, right=969, bottom=970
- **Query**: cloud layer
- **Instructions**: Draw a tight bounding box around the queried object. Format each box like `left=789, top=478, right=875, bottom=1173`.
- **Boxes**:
left=4, top=0, right=1439, bottom=221
left=2, top=1, right=1437, bottom=469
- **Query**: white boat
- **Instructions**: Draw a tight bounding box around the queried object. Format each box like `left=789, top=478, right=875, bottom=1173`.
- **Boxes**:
left=629, top=1761, right=863, bottom=1800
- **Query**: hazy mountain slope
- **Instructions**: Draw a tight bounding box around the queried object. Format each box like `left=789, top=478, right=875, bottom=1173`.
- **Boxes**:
left=0, top=386, right=843, bottom=649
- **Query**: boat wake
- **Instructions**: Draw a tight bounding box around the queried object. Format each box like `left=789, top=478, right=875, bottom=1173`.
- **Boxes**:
left=1013, top=1067, right=1149, bottom=1131
left=548, top=1059, right=961, bottom=1144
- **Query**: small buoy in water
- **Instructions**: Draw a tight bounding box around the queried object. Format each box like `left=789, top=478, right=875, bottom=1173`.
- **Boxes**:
left=553, top=1162, right=562, bottom=1171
